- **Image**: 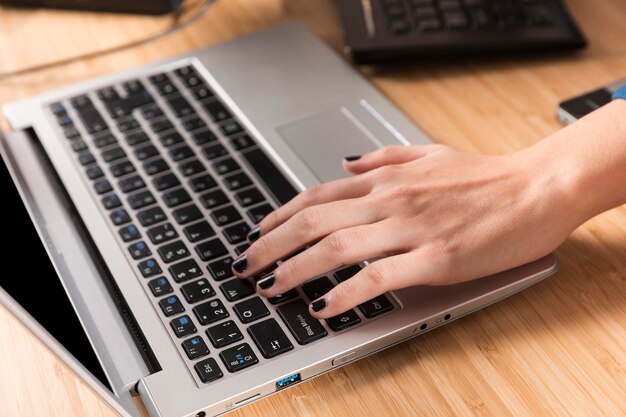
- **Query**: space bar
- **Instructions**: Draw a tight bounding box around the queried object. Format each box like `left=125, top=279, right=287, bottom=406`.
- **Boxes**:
left=241, top=148, right=298, bottom=205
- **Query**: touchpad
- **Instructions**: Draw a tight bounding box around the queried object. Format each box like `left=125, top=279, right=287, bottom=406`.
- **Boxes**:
left=277, top=107, right=385, bottom=183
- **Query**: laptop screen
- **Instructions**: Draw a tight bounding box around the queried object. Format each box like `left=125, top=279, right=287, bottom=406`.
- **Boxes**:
left=0, top=154, right=113, bottom=393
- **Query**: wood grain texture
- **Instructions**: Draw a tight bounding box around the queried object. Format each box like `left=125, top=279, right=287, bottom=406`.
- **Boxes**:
left=0, top=1, right=624, bottom=416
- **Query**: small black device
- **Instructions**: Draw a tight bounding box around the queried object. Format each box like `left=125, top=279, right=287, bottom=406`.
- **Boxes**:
left=556, top=78, right=626, bottom=125
left=0, top=0, right=182, bottom=15
left=338, top=0, right=587, bottom=64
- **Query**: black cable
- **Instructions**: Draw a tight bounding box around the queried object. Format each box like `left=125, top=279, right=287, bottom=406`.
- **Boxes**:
left=0, top=0, right=215, bottom=81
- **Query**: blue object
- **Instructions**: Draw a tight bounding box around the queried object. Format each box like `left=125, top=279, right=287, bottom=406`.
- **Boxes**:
left=612, top=84, right=626, bottom=101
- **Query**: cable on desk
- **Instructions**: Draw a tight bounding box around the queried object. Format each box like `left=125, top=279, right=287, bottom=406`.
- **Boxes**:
left=0, top=0, right=216, bottom=81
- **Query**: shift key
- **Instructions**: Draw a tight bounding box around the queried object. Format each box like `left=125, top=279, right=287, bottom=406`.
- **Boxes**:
left=277, top=299, right=327, bottom=345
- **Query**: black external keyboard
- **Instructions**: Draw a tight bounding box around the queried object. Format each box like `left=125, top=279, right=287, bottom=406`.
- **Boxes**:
left=338, top=0, right=586, bottom=63
left=47, top=64, right=396, bottom=386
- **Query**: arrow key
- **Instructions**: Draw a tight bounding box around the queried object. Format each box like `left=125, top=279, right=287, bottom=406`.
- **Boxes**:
left=326, top=309, right=361, bottom=332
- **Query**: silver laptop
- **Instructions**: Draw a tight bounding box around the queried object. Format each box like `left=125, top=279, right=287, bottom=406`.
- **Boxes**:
left=0, top=23, right=558, bottom=417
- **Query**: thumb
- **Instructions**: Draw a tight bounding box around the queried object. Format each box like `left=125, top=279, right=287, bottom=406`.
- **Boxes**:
left=342, top=144, right=444, bottom=175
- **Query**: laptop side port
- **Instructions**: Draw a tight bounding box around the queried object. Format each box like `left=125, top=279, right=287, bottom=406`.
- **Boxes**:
left=276, top=373, right=301, bottom=390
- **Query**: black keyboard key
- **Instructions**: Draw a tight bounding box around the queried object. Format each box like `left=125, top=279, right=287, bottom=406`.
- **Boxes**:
left=128, top=190, right=156, bottom=210
left=223, top=222, right=251, bottom=245
left=143, top=158, right=169, bottom=175
left=117, top=117, right=140, bottom=133
left=125, top=131, right=150, bottom=146
left=173, top=204, right=202, bottom=225
left=181, top=278, right=215, bottom=303
left=247, top=203, right=273, bottom=224
left=182, top=117, right=206, bottom=132
left=234, top=243, right=249, bottom=255
left=162, top=187, right=191, bottom=207
left=241, top=148, right=298, bottom=205
left=71, top=95, right=92, bottom=109
left=219, top=120, right=243, bottom=136
left=94, top=179, right=113, bottom=194
left=93, top=133, right=117, bottom=148
left=169, top=145, right=195, bottom=161
left=233, top=297, right=270, bottom=324
left=175, top=66, right=202, bottom=86
left=166, top=94, right=195, bottom=118
left=86, top=164, right=104, bottom=179
left=334, top=265, right=361, bottom=282
left=358, top=294, right=394, bottom=318
left=101, top=193, right=122, bottom=210
left=203, top=101, right=231, bottom=123
left=267, top=289, right=299, bottom=305
left=150, top=118, right=174, bottom=133
left=200, top=189, right=229, bottom=209
left=193, top=299, right=229, bottom=325
left=64, top=126, right=80, bottom=139
left=211, top=206, right=241, bottom=226
left=102, top=147, right=126, bottom=163
left=134, top=145, right=159, bottom=161
left=137, top=206, right=167, bottom=227
left=141, top=105, right=164, bottom=120
left=189, top=174, right=217, bottom=193
left=183, top=221, right=215, bottom=243
left=148, top=276, right=173, bottom=297
left=235, top=188, right=264, bottom=207
left=78, top=152, right=95, bottom=166
left=207, top=257, right=234, bottom=281
left=70, top=139, right=87, bottom=152
left=110, top=208, right=131, bottom=225
left=147, top=222, right=178, bottom=244
left=123, top=79, right=146, bottom=94
left=170, top=315, right=197, bottom=338
left=195, top=358, right=223, bottom=383
left=220, top=278, right=254, bottom=302
left=192, top=86, right=214, bottom=101
left=230, top=135, right=255, bottom=150
left=50, top=102, right=66, bottom=116
left=158, top=240, right=190, bottom=263
left=195, top=239, right=228, bottom=262
left=138, top=258, right=162, bottom=277
left=202, top=144, right=228, bottom=160
left=248, top=318, right=293, bottom=359
left=119, top=175, right=146, bottom=193
left=128, top=241, right=151, bottom=259
left=220, top=343, right=258, bottom=373
left=58, top=114, right=73, bottom=127
left=159, top=132, right=184, bottom=147
left=182, top=336, right=209, bottom=360
left=326, top=309, right=361, bottom=332
left=192, top=129, right=217, bottom=145
left=110, top=160, right=136, bottom=177
left=77, top=107, right=107, bottom=134
left=302, top=277, right=334, bottom=301
left=179, top=159, right=206, bottom=177
left=152, top=172, right=180, bottom=191
left=159, top=295, right=185, bottom=317
left=105, top=92, right=152, bottom=119
left=206, top=320, right=243, bottom=348
left=119, top=224, right=141, bottom=242
left=151, top=77, right=178, bottom=96
left=212, top=158, right=240, bottom=175
left=224, top=172, right=252, bottom=191
left=277, top=299, right=328, bottom=345
left=169, top=258, right=202, bottom=283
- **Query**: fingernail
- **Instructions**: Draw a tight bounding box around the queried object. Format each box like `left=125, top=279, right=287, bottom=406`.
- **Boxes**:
left=247, top=226, right=261, bottom=243
left=344, top=155, right=361, bottom=162
left=310, top=298, right=326, bottom=312
left=232, top=255, right=247, bottom=273
left=257, top=273, right=275, bottom=290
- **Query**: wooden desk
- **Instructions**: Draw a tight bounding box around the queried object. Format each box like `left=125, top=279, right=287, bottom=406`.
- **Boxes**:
left=1, top=1, right=625, bottom=416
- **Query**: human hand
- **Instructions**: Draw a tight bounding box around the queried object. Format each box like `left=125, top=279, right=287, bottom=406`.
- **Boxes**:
left=232, top=142, right=582, bottom=318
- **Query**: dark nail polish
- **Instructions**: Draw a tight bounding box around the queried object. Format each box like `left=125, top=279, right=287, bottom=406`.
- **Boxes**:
left=344, top=155, right=361, bottom=162
left=310, top=298, right=326, bottom=312
left=257, top=273, right=275, bottom=290
left=247, top=226, right=261, bottom=243
left=232, top=255, right=247, bottom=273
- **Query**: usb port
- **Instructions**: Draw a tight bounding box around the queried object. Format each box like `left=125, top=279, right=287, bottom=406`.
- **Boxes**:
left=276, top=373, right=301, bottom=390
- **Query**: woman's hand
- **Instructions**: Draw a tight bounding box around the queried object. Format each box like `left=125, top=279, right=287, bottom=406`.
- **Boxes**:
left=231, top=141, right=582, bottom=319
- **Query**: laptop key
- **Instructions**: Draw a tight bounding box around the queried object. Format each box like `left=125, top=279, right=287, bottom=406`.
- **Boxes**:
left=143, top=158, right=169, bottom=176
left=70, top=139, right=87, bottom=152
left=170, top=315, right=197, bottom=338
left=203, top=101, right=231, bottom=123
left=326, top=309, right=361, bottom=332
left=158, top=240, right=190, bottom=263
left=224, top=172, right=252, bottom=191
left=235, top=188, right=264, bottom=207
left=86, top=164, right=104, bottom=180
left=302, top=277, right=334, bottom=301
left=189, top=174, right=217, bottom=193
left=194, top=358, right=223, bottom=383
left=71, top=94, right=93, bottom=109
left=195, top=239, right=228, bottom=262
left=192, top=129, right=217, bottom=145
left=110, top=160, right=135, bottom=177
left=141, top=105, right=164, bottom=120
left=126, top=131, right=150, bottom=146
left=219, top=120, right=243, bottom=136
left=77, top=107, right=107, bottom=134
left=267, top=289, right=299, bottom=305
left=182, top=336, right=209, bottom=360
left=64, top=126, right=81, bottom=139
left=181, top=278, right=215, bottom=304
left=94, top=179, right=113, bottom=195
left=137, top=206, right=167, bottom=227
left=159, top=132, right=184, bottom=147
left=202, top=143, right=228, bottom=160
left=159, top=295, right=185, bottom=317
left=248, top=318, right=294, bottom=359
left=191, top=86, right=214, bottom=101
left=182, top=117, right=206, bottom=132
left=102, top=147, right=126, bottom=163
left=230, top=135, right=255, bottom=151
left=150, top=118, right=174, bottom=133
left=148, top=276, right=173, bottom=297
left=211, top=205, right=242, bottom=226
left=169, top=258, right=202, bottom=283
left=110, top=208, right=131, bottom=225
left=179, top=159, right=206, bottom=177
left=78, top=151, right=95, bottom=166
left=166, top=95, right=195, bottom=118
left=147, top=222, right=178, bottom=244
left=358, top=294, right=394, bottom=318
left=206, top=320, right=243, bottom=348
left=223, top=222, right=251, bottom=244
left=220, top=343, right=258, bottom=373
left=207, top=257, right=234, bottom=281
left=233, top=297, right=270, bottom=324
left=119, top=175, right=145, bottom=193
left=247, top=203, right=273, bottom=224
left=117, top=117, right=140, bottom=133
left=93, top=133, right=117, bottom=148
left=173, top=204, right=202, bottom=225
left=212, top=158, right=239, bottom=175
left=128, top=190, right=156, bottom=210
left=241, top=148, right=298, bottom=205
left=220, top=278, right=254, bottom=302
left=235, top=243, right=249, bottom=255
left=102, top=193, right=122, bottom=210
left=162, top=187, right=191, bottom=207
left=138, top=258, right=162, bottom=277
left=152, top=172, right=180, bottom=191
left=334, top=265, right=361, bottom=282
left=169, top=145, right=195, bottom=162
left=134, top=144, right=159, bottom=161
left=200, top=189, right=229, bottom=209
left=119, top=224, right=141, bottom=242
left=183, top=221, right=215, bottom=243
left=193, top=298, right=229, bottom=325
left=277, top=299, right=328, bottom=345
left=128, top=241, right=151, bottom=260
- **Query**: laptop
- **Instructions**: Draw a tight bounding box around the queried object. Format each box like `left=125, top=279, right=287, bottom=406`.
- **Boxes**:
left=0, top=23, right=558, bottom=417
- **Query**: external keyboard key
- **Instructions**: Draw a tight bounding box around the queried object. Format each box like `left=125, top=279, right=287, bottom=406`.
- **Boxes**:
left=134, top=144, right=159, bottom=161
left=119, top=175, right=145, bottom=193
left=159, top=132, right=184, bottom=147
left=126, top=131, right=150, bottom=146
left=93, top=133, right=117, bottom=148
left=220, top=278, right=255, bottom=302
left=247, top=203, right=273, bottom=224
left=182, top=336, right=209, bottom=360
left=203, top=101, right=231, bottom=123
left=138, top=258, right=162, bottom=277
left=181, top=278, right=215, bottom=303
left=326, top=309, right=361, bottom=332
left=202, top=144, right=227, bottom=160
left=267, top=289, right=299, bottom=305
left=86, top=164, right=104, bottom=179
left=207, top=257, right=234, bottom=281
left=128, top=190, right=156, bottom=210
left=334, top=265, right=361, bottom=282
left=195, top=239, right=228, bottom=262
left=206, top=320, right=243, bottom=348
left=233, top=297, right=270, bottom=324
left=137, top=206, right=167, bottom=226
left=193, top=299, right=229, bottom=325
left=152, top=172, right=180, bottom=191
left=128, top=241, right=151, bottom=259
left=235, top=188, right=264, bottom=207
left=119, top=224, right=141, bottom=242
left=219, top=120, right=243, bottom=136
left=170, top=315, right=197, bottom=338
left=173, top=204, right=202, bottom=225
left=147, top=222, right=178, bottom=244
left=102, top=193, right=122, bottom=210
left=189, top=174, right=217, bottom=193
left=169, top=145, right=195, bottom=161
left=192, top=129, right=216, bottom=145
left=169, top=258, right=202, bottom=282
left=148, top=276, right=173, bottom=297
left=220, top=343, right=258, bottom=373
left=183, top=221, right=215, bottom=243
left=212, top=158, right=239, bottom=175
left=223, top=222, right=251, bottom=244
left=224, top=172, right=252, bottom=191
left=230, top=135, right=255, bottom=150
left=179, top=159, right=206, bottom=177
left=110, top=160, right=135, bottom=177
left=158, top=240, right=190, bottom=263
left=143, top=158, right=169, bottom=176
left=200, top=190, right=229, bottom=209
left=102, top=147, right=126, bottom=162
left=358, top=294, right=394, bottom=318
left=159, top=295, right=185, bottom=316
left=211, top=205, right=242, bottom=226
left=162, top=188, right=191, bottom=207
left=110, top=208, right=131, bottom=225
left=277, top=299, right=328, bottom=345
left=302, top=277, right=334, bottom=301
left=195, top=358, right=223, bottom=383
left=248, top=318, right=293, bottom=359
left=94, top=179, right=113, bottom=194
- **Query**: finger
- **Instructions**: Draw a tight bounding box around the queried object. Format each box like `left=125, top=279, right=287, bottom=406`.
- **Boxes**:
left=233, top=197, right=381, bottom=277
left=343, top=144, right=444, bottom=175
left=307, top=251, right=437, bottom=319
left=257, top=220, right=405, bottom=298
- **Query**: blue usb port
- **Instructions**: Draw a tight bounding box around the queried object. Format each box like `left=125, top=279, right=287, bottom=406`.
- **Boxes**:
left=276, top=373, right=301, bottom=390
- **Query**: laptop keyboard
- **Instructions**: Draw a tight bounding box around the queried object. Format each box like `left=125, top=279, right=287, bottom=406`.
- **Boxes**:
left=47, top=63, right=396, bottom=386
